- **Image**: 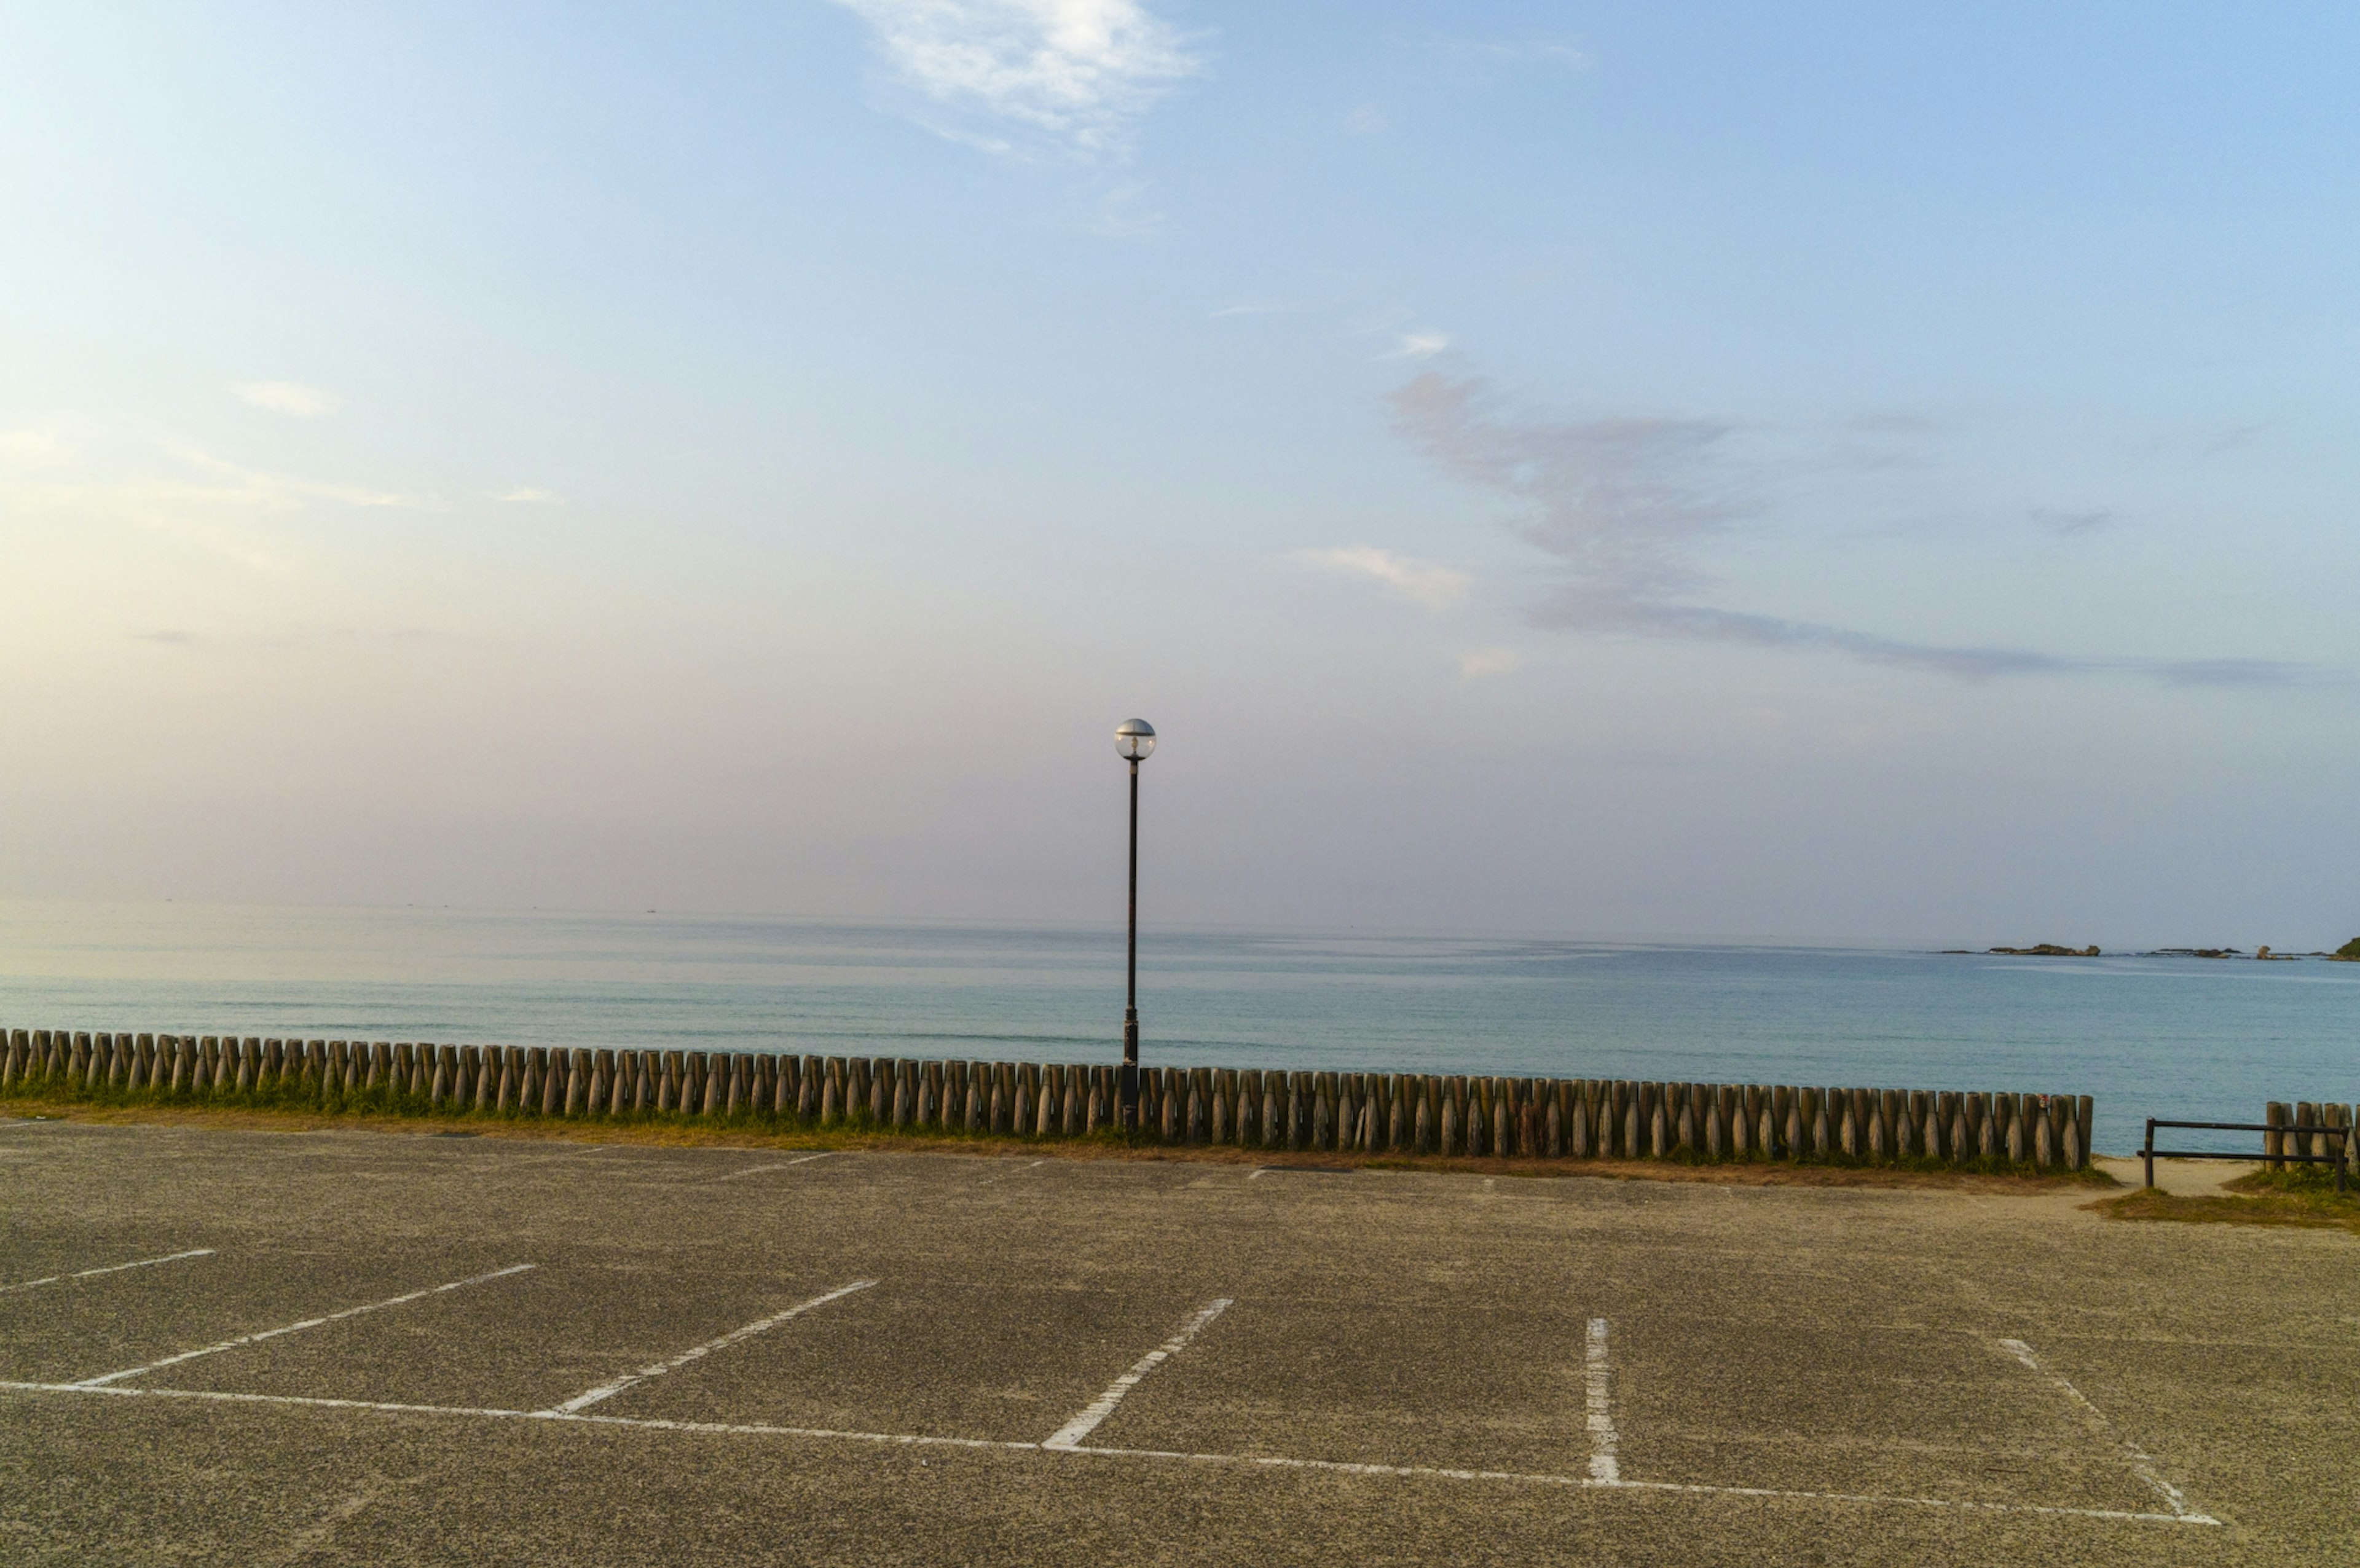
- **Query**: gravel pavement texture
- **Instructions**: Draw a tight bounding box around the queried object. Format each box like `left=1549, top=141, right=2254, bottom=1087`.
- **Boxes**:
left=0, top=1117, right=2350, bottom=1565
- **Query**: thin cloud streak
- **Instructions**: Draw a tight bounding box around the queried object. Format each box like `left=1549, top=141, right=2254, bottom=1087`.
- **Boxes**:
left=1393, top=370, right=2319, bottom=689
left=1293, top=545, right=1471, bottom=611
left=1538, top=592, right=2085, bottom=680
left=1549, top=597, right=2321, bottom=687
left=0, top=417, right=425, bottom=576
left=1430, top=38, right=1591, bottom=69
left=1388, top=331, right=1452, bottom=359
left=227, top=381, right=340, bottom=417
left=2031, top=506, right=2112, bottom=535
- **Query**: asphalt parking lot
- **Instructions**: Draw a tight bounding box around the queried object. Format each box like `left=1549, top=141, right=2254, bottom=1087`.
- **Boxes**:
left=0, top=1118, right=2351, bottom=1565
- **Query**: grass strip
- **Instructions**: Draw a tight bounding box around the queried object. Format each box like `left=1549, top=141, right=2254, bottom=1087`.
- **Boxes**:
left=2093, top=1166, right=2360, bottom=1233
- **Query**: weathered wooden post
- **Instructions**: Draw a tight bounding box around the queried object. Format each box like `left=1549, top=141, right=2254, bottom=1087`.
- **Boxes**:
left=792, top=1056, right=814, bottom=1122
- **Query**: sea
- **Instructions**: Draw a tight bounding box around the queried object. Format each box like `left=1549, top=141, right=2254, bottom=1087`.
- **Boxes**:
left=2, top=901, right=2353, bottom=1157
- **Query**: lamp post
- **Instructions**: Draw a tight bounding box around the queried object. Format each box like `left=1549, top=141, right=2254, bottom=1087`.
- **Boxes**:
left=1115, top=718, right=1156, bottom=1129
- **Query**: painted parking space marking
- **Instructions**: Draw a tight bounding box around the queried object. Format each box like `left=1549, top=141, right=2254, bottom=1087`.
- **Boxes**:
left=0, top=1249, right=214, bottom=1295
left=0, top=1258, right=2225, bottom=1531
left=1999, top=1337, right=2211, bottom=1522
left=69, top=1264, right=537, bottom=1387
left=712, top=1153, right=835, bottom=1182
left=1044, top=1298, right=1233, bottom=1450
left=1584, top=1316, right=1619, bottom=1483
left=0, top=1376, right=2217, bottom=1524
left=541, top=1280, right=876, bottom=1414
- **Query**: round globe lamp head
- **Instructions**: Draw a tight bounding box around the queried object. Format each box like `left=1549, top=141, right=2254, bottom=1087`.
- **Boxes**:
left=1115, top=718, right=1157, bottom=762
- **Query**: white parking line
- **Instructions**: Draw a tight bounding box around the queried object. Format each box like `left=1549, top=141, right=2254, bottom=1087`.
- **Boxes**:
left=1998, top=1338, right=2205, bottom=1521
left=1043, top=1298, right=1232, bottom=1450
left=69, top=1264, right=537, bottom=1387
left=541, top=1280, right=876, bottom=1415
left=1058, top=1438, right=2217, bottom=1523
left=0, top=1378, right=2219, bottom=1524
left=713, top=1153, right=835, bottom=1183
left=0, top=1249, right=215, bottom=1295
left=1585, top=1316, right=1618, bottom=1483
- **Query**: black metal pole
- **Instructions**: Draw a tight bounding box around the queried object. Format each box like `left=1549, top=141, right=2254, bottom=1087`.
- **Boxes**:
left=2142, top=1118, right=2154, bottom=1190
left=1120, top=756, right=1140, bottom=1128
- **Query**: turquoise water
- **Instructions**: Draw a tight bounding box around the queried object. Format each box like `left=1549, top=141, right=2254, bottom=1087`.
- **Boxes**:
left=1, top=902, right=2353, bottom=1155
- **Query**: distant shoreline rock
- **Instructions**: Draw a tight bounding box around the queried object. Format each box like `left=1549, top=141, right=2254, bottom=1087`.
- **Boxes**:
left=1943, top=941, right=2353, bottom=961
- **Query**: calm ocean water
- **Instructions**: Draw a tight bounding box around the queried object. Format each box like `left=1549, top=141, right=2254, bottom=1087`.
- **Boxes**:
left=2, top=901, right=2353, bottom=1156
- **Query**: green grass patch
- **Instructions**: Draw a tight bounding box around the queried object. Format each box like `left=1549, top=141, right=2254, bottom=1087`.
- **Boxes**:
left=2094, top=1163, right=2360, bottom=1233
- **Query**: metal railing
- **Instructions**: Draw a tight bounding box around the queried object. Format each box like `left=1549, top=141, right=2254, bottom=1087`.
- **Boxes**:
left=2141, top=1118, right=2349, bottom=1192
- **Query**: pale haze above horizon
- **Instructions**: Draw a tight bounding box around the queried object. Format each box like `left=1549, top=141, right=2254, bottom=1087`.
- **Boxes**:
left=2, top=4, right=2355, bottom=949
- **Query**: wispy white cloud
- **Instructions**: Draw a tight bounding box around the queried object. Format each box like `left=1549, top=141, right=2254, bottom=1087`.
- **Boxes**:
left=1455, top=646, right=1521, bottom=680
left=832, top=0, right=1202, bottom=157
left=227, top=381, right=340, bottom=418
left=490, top=485, right=560, bottom=504
left=1085, top=181, right=1165, bottom=236
left=0, top=425, right=77, bottom=468
left=1388, top=331, right=1451, bottom=359
left=1433, top=38, right=1591, bottom=69
left=166, top=443, right=406, bottom=510
left=1208, top=300, right=1296, bottom=319
left=1344, top=104, right=1386, bottom=135
left=1294, top=545, right=1472, bottom=612
left=0, top=416, right=420, bottom=576
left=1392, top=370, right=2319, bottom=688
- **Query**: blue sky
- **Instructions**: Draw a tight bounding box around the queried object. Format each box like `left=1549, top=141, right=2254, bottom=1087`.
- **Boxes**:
left=2, top=2, right=2355, bottom=946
